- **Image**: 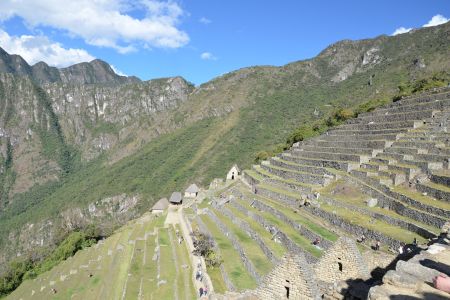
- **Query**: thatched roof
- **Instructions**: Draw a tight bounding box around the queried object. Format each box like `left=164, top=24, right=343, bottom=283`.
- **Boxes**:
left=152, top=198, right=169, bottom=211
left=169, top=192, right=182, bottom=203
left=185, top=183, right=199, bottom=193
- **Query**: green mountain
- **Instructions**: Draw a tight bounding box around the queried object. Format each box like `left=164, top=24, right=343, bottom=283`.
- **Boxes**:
left=0, top=21, right=449, bottom=274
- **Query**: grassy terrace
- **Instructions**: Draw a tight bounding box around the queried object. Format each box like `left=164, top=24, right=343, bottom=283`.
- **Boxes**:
left=171, top=225, right=196, bottom=300
left=423, top=181, right=450, bottom=193
left=141, top=232, right=158, bottom=299
left=393, top=185, right=450, bottom=211
left=211, top=207, right=273, bottom=276
left=252, top=166, right=317, bottom=189
left=123, top=239, right=146, bottom=300
left=318, top=201, right=428, bottom=244
left=207, top=266, right=227, bottom=294
left=238, top=187, right=338, bottom=243
left=199, top=214, right=257, bottom=291
left=226, top=204, right=286, bottom=258
left=326, top=172, right=443, bottom=233
left=233, top=194, right=323, bottom=257
left=153, top=228, right=177, bottom=300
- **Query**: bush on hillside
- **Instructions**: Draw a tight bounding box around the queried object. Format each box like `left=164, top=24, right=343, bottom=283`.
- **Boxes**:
left=191, top=230, right=222, bottom=268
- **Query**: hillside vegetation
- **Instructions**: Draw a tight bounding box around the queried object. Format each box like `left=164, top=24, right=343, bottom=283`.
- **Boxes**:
left=0, top=22, right=449, bottom=276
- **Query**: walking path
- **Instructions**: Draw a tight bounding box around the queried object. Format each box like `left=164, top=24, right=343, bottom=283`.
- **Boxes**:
left=165, top=203, right=214, bottom=298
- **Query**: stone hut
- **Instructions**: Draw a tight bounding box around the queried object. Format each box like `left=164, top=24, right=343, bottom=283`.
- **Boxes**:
left=184, top=183, right=199, bottom=198
left=226, top=164, right=240, bottom=180
left=169, top=192, right=183, bottom=205
left=254, top=252, right=319, bottom=300
left=151, top=197, right=169, bottom=214
left=314, top=237, right=369, bottom=284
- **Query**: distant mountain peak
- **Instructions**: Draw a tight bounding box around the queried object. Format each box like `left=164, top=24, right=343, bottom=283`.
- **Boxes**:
left=0, top=46, right=140, bottom=85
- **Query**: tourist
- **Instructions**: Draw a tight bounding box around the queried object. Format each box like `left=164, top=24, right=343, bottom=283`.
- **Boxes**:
left=373, top=240, right=380, bottom=251
left=204, top=287, right=208, bottom=296
left=398, top=242, right=405, bottom=254
left=357, top=234, right=366, bottom=243
left=433, top=273, right=450, bottom=293
left=412, top=238, right=418, bottom=247
left=312, top=238, right=321, bottom=246
left=199, top=287, right=204, bottom=297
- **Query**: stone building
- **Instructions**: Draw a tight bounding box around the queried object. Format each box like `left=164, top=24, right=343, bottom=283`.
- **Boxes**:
left=315, top=237, right=369, bottom=284
left=227, top=164, right=240, bottom=180
left=184, top=183, right=199, bottom=198
left=254, top=253, right=319, bottom=299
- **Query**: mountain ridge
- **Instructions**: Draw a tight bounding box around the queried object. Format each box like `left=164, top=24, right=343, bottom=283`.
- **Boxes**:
left=0, top=47, right=140, bottom=85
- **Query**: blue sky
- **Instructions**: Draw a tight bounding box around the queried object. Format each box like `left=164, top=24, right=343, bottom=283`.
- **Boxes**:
left=0, top=0, right=448, bottom=85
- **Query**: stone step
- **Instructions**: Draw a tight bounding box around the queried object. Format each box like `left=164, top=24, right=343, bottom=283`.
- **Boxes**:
left=259, top=163, right=330, bottom=186
left=291, top=149, right=370, bottom=163
left=319, top=133, right=399, bottom=141
left=394, top=140, right=448, bottom=150
left=334, top=120, right=423, bottom=131
left=431, top=172, right=450, bottom=188
left=296, top=145, right=380, bottom=157
left=351, top=169, right=394, bottom=186
left=416, top=181, right=450, bottom=202
left=401, top=131, right=450, bottom=138
left=300, top=139, right=389, bottom=149
left=270, top=157, right=334, bottom=176
left=358, top=98, right=450, bottom=118
left=360, top=164, right=407, bottom=186
left=343, top=172, right=446, bottom=230
left=327, top=127, right=410, bottom=135
left=280, top=153, right=358, bottom=172
left=349, top=109, right=437, bottom=124
left=385, top=146, right=425, bottom=155
left=376, top=153, right=444, bottom=171
left=390, top=90, right=450, bottom=107
left=248, top=166, right=315, bottom=194
left=390, top=186, right=450, bottom=219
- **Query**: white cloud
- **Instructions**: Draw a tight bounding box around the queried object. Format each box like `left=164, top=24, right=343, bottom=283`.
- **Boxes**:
left=110, top=65, right=127, bottom=76
left=423, top=14, right=449, bottom=27
left=0, top=29, right=94, bottom=67
left=199, top=17, right=211, bottom=24
left=200, top=52, right=217, bottom=60
left=0, top=0, right=189, bottom=53
left=392, top=26, right=412, bottom=36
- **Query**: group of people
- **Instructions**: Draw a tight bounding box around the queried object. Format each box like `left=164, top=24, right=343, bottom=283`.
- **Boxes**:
left=196, top=262, right=208, bottom=297
left=198, top=286, right=208, bottom=297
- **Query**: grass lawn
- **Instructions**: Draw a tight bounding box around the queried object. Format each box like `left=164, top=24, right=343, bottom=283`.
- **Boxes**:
left=153, top=228, right=177, bottom=300
left=200, top=215, right=257, bottom=291
left=171, top=225, right=196, bottom=300
left=227, top=204, right=286, bottom=258
left=212, top=208, right=273, bottom=275
left=234, top=196, right=322, bottom=257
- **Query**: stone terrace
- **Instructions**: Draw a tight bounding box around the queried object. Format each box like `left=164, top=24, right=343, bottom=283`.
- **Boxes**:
left=242, top=89, right=450, bottom=255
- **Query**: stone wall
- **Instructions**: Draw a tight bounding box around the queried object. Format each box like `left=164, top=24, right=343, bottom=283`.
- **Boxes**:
left=195, top=215, right=236, bottom=292
left=315, top=237, right=369, bottom=284
left=218, top=205, right=278, bottom=265
left=416, top=182, right=450, bottom=202
left=321, top=196, right=436, bottom=240
left=304, top=206, right=402, bottom=249
left=249, top=198, right=333, bottom=250
left=254, top=252, right=319, bottom=300
left=347, top=173, right=446, bottom=229
left=260, top=164, right=327, bottom=185
left=205, top=209, right=262, bottom=283
left=229, top=200, right=318, bottom=264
